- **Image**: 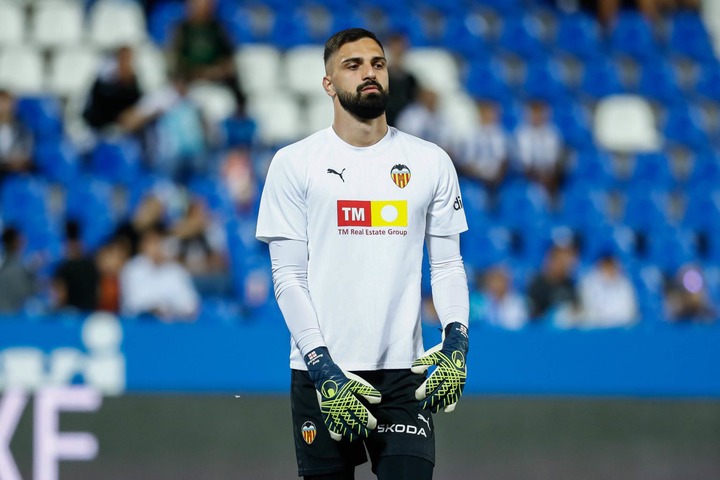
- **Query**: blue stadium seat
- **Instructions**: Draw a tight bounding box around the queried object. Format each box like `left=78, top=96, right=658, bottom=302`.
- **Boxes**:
left=497, top=15, right=546, bottom=60
left=441, top=14, right=489, bottom=59
left=462, top=226, right=512, bottom=272
left=628, top=152, right=676, bottom=191
left=386, top=11, right=432, bottom=47
left=646, top=227, right=698, bottom=274
left=608, top=11, right=659, bottom=61
left=686, top=150, right=720, bottom=191
left=565, top=148, right=615, bottom=190
left=637, top=60, right=682, bottom=105
left=558, top=185, right=611, bottom=232
left=223, top=5, right=262, bottom=45
left=579, top=58, right=624, bottom=100
left=552, top=103, right=593, bottom=150
left=465, top=58, right=513, bottom=103
left=667, top=12, right=716, bottom=62
left=65, top=176, right=117, bottom=251
left=34, top=139, right=80, bottom=185
left=148, top=1, right=185, bottom=46
left=269, top=11, right=314, bottom=49
left=554, top=13, right=603, bottom=60
left=496, top=180, right=552, bottom=230
left=475, top=0, right=524, bottom=15
left=91, top=137, right=143, bottom=186
left=523, top=58, right=569, bottom=103
left=15, top=96, right=63, bottom=140
left=622, top=185, right=670, bottom=232
left=188, top=175, right=235, bottom=214
left=628, top=263, right=666, bottom=321
left=578, top=224, right=636, bottom=264
left=694, top=62, right=720, bottom=103
left=0, top=176, right=50, bottom=227
left=663, top=105, right=710, bottom=150
left=682, top=188, right=720, bottom=233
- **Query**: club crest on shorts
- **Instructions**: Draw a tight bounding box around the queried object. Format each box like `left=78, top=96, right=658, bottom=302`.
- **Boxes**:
left=301, top=421, right=317, bottom=445
left=390, top=164, right=411, bottom=189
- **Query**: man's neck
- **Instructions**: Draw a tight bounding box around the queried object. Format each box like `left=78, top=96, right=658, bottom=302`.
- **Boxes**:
left=332, top=108, right=388, bottom=148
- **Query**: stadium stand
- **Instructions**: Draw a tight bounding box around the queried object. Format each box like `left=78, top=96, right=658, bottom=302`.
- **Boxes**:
left=0, top=0, right=717, bottom=325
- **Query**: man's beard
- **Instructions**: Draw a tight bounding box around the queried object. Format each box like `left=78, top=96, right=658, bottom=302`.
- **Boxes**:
left=336, top=81, right=389, bottom=120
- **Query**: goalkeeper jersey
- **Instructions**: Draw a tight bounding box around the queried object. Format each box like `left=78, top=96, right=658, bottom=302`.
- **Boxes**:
left=256, top=127, right=468, bottom=370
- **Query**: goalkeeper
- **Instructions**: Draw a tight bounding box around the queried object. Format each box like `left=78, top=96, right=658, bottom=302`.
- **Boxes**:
left=256, top=28, right=469, bottom=480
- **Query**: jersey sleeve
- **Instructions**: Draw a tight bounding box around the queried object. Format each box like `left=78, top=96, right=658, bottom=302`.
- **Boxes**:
left=256, top=149, right=308, bottom=243
left=426, top=149, right=469, bottom=236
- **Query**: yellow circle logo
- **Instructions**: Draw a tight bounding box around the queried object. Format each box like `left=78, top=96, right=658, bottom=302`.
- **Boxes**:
left=452, top=351, right=465, bottom=369
left=321, top=380, right=338, bottom=398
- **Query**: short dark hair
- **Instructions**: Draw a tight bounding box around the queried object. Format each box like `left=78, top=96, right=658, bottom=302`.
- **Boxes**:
left=323, top=28, right=384, bottom=66
left=1, top=227, right=20, bottom=251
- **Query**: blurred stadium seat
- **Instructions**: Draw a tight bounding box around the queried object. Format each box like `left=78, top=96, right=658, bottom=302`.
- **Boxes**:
left=47, top=47, right=99, bottom=97
left=0, top=2, right=24, bottom=46
left=0, top=46, right=44, bottom=93
left=594, top=95, right=661, bottom=152
left=89, top=0, right=147, bottom=49
left=31, top=0, right=84, bottom=48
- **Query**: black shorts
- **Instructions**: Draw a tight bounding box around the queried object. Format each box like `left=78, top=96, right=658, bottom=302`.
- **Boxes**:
left=291, top=369, right=435, bottom=477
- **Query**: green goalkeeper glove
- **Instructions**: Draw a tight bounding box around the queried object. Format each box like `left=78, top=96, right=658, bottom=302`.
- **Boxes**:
left=411, top=322, right=469, bottom=413
left=305, top=347, right=382, bottom=441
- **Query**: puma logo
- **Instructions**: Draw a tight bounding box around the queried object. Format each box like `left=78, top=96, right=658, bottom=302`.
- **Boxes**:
left=417, top=413, right=431, bottom=430
left=327, top=168, right=345, bottom=182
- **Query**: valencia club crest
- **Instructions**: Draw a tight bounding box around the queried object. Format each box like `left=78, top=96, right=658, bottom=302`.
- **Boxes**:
left=391, top=164, right=411, bottom=189
left=301, top=421, right=317, bottom=445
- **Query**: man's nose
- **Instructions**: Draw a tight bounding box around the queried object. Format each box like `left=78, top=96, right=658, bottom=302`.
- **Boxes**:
left=361, top=63, right=377, bottom=80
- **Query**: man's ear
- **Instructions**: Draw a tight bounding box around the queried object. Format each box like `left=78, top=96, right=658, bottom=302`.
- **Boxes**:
left=322, top=75, right=335, bottom=97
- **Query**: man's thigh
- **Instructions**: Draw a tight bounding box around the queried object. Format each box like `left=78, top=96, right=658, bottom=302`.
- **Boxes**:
left=359, top=370, right=436, bottom=471
left=291, top=370, right=367, bottom=477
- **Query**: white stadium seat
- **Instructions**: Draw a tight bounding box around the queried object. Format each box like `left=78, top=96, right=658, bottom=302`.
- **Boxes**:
left=283, top=45, right=326, bottom=98
left=0, top=46, right=44, bottom=93
left=403, top=48, right=461, bottom=95
left=47, top=46, right=99, bottom=96
left=0, top=2, right=24, bottom=45
left=305, top=95, right=334, bottom=136
left=89, top=0, right=147, bottom=49
left=594, top=95, right=662, bottom=152
left=247, top=93, right=303, bottom=145
left=235, top=44, right=282, bottom=95
left=135, top=43, right=168, bottom=92
left=31, top=1, right=84, bottom=47
left=188, top=82, right=237, bottom=124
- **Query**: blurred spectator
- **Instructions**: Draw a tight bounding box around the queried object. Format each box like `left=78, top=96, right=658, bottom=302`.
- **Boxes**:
left=170, top=0, right=245, bottom=109
left=96, top=237, right=130, bottom=313
left=527, top=242, right=579, bottom=320
left=396, top=88, right=449, bottom=147
left=0, top=227, right=35, bottom=313
left=578, top=252, right=638, bottom=328
left=470, top=265, right=529, bottom=330
left=665, top=265, right=716, bottom=322
left=221, top=147, right=257, bottom=212
left=514, top=100, right=564, bottom=199
left=51, top=221, right=100, bottom=312
left=385, top=33, right=419, bottom=126
left=115, top=193, right=168, bottom=256
left=454, top=100, right=509, bottom=201
left=120, top=223, right=199, bottom=321
left=0, top=90, right=34, bottom=180
left=82, top=46, right=144, bottom=133
left=170, top=198, right=230, bottom=296
left=136, top=74, right=208, bottom=179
